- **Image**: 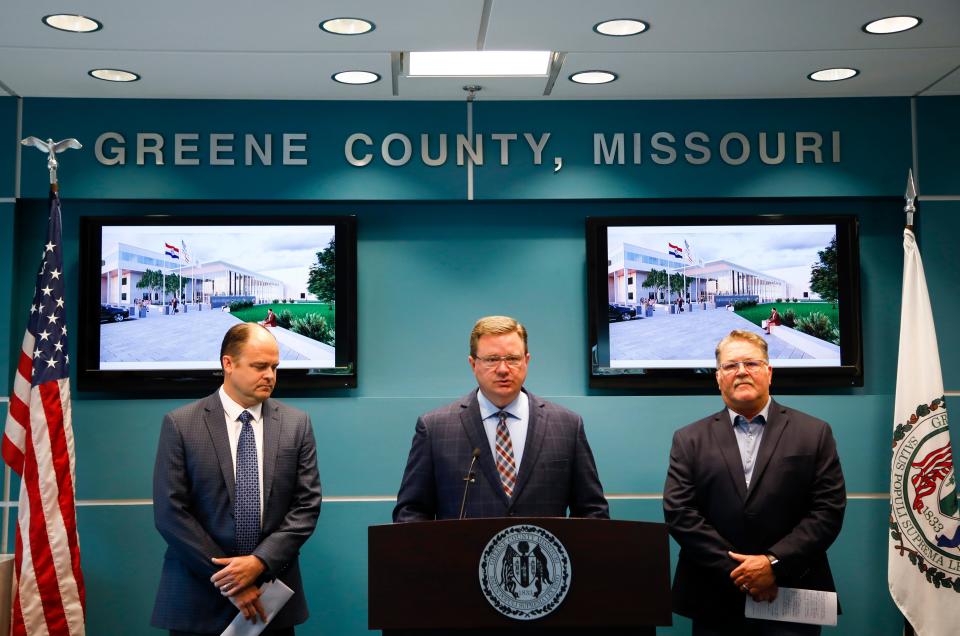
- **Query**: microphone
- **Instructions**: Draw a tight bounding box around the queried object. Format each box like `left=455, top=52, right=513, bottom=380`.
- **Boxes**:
left=459, top=448, right=482, bottom=520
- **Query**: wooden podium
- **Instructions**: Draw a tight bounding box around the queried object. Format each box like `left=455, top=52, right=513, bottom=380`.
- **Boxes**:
left=369, top=518, right=671, bottom=634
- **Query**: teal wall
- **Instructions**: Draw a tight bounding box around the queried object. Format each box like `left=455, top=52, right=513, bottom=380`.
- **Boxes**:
left=3, top=96, right=959, bottom=636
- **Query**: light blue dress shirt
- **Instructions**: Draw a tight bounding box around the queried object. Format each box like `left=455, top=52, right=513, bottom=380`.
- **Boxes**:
left=477, top=389, right=529, bottom=473
left=727, top=398, right=771, bottom=488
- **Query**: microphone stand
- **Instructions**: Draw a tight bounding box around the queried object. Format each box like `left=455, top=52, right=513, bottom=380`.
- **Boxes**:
left=458, top=449, right=481, bottom=520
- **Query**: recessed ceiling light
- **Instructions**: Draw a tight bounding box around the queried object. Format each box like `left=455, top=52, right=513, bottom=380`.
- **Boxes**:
left=808, top=68, right=859, bottom=82
left=593, top=19, right=648, bottom=36
left=408, top=51, right=551, bottom=77
left=88, top=69, right=140, bottom=82
left=320, top=17, right=374, bottom=35
left=332, top=71, right=380, bottom=85
left=569, top=70, right=617, bottom=85
left=43, top=14, right=102, bottom=33
left=863, top=16, right=921, bottom=34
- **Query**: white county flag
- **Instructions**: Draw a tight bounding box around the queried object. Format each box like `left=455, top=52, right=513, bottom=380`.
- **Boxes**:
left=889, top=228, right=959, bottom=636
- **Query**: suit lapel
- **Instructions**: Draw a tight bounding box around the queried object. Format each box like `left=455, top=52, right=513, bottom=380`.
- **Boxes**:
left=261, top=399, right=280, bottom=513
left=709, top=409, right=748, bottom=502
left=746, top=400, right=788, bottom=500
left=459, top=392, right=510, bottom=506
left=511, top=390, right=545, bottom=503
left=203, top=393, right=236, bottom=507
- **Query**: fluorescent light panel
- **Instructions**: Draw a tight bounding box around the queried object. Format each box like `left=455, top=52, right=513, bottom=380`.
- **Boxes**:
left=408, top=51, right=551, bottom=77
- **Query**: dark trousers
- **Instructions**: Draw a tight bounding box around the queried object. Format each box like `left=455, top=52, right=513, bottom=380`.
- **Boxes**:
left=692, top=619, right=821, bottom=636
left=171, top=628, right=294, bottom=636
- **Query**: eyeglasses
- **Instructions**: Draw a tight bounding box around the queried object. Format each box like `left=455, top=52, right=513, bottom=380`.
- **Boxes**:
left=475, top=355, right=525, bottom=369
left=718, top=359, right=768, bottom=374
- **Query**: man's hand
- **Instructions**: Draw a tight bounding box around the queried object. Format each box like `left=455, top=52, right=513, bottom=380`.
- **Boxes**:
left=729, top=552, right=778, bottom=601
left=228, top=584, right=267, bottom=623
left=211, top=555, right=266, bottom=596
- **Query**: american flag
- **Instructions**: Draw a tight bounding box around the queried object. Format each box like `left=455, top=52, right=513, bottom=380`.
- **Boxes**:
left=2, top=190, right=86, bottom=635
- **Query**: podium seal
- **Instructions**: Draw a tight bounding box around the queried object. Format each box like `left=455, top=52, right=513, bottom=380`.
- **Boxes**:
left=478, top=524, right=571, bottom=620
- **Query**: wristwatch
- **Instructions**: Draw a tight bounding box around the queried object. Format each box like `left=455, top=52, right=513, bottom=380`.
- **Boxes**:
left=766, top=554, right=782, bottom=578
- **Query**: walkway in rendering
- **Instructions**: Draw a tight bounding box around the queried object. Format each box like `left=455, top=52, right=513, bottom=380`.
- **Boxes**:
left=100, top=307, right=332, bottom=366
left=609, top=305, right=814, bottom=361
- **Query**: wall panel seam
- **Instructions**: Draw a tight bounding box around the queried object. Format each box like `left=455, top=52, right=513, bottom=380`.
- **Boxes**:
left=0, top=493, right=892, bottom=507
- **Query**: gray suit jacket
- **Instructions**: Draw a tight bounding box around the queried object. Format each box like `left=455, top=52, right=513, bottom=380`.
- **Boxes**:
left=393, top=389, right=609, bottom=521
left=151, top=392, right=322, bottom=633
left=663, top=399, right=846, bottom=623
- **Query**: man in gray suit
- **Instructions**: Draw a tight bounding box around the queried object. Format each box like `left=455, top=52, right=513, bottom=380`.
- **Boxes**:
left=152, top=323, right=322, bottom=636
left=393, top=315, right=608, bottom=521
left=664, top=330, right=846, bottom=635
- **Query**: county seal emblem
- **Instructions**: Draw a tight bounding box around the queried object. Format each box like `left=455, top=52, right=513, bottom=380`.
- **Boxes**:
left=478, top=524, right=572, bottom=620
left=890, top=398, right=960, bottom=591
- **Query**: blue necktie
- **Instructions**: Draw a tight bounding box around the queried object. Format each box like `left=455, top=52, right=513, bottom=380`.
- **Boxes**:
left=235, top=410, right=260, bottom=555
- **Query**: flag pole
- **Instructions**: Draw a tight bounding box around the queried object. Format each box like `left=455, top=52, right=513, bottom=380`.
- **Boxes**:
left=7, top=135, right=86, bottom=633
left=900, top=168, right=918, bottom=636
left=904, top=169, right=917, bottom=232
left=4, top=137, right=81, bottom=551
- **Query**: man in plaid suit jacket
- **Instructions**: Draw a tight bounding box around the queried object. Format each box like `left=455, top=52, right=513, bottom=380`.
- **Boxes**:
left=393, top=316, right=608, bottom=522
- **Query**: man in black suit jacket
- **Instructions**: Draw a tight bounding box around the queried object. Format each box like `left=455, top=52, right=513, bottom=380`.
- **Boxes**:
left=152, top=324, right=322, bottom=635
left=664, top=330, right=845, bottom=635
left=393, top=316, right=608, bottom=521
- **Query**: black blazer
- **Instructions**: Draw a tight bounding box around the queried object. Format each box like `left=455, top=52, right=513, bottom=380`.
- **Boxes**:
left=663, top=400, right=846, bottom=622
left=151, top=392, right=322, bottom=633
left=393, top=389, right=609, bottom=521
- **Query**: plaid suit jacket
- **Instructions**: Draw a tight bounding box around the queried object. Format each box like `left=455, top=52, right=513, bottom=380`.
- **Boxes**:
left=393, top=389, right=609, bottom=521
left=151, top=391, right=322, bottom=632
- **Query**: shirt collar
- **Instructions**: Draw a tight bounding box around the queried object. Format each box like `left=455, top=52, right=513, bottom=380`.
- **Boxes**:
left=219, top=386, right=263, bottom=424
left=728, top=397, right=772, bottom=427
left=477, top=388, right=527, bottom=422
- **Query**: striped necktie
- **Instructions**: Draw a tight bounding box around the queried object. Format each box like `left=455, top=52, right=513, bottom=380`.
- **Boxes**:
left=494, top=411, right=518, bottom=497
left=235, top=409, right=261, bottom=555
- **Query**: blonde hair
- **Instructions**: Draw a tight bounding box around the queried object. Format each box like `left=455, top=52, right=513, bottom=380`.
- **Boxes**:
left=469, top=316, right=528, bottom=357
left=715, top=329, right=769, bottom=365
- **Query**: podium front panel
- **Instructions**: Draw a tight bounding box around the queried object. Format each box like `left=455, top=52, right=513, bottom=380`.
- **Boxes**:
left=368, top=518, right=671, bottom=630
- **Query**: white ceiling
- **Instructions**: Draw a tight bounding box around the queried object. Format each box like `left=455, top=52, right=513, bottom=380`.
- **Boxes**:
left=1, top=0, right=958, bottom=101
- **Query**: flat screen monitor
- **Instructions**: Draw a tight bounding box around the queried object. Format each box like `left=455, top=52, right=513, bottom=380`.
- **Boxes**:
left=78, top=213, right=357, bottom=393
left=587, top=212, right=863, bottom=389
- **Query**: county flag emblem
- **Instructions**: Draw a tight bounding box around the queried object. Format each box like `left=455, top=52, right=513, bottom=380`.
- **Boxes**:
left=889, top=228, right=960, bottom=636
left=2, top=189, right=86, bottom=635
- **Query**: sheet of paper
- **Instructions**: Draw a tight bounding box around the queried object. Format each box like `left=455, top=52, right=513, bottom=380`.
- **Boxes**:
left=220, top=579, right=295, bottom=636
left=745, top=587, right=837, bottom=626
